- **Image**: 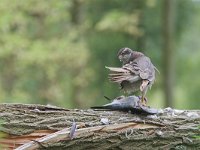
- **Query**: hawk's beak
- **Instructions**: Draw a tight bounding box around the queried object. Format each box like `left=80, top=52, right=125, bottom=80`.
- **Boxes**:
left=118, top=55, right=122, bottom=61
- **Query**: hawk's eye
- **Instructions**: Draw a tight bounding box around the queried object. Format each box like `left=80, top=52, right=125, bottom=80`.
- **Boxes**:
left=122, top=50, right=130, bottom=55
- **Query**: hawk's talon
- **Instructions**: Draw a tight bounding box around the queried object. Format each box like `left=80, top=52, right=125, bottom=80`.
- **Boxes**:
left=138, top=96, right=148, bottom=106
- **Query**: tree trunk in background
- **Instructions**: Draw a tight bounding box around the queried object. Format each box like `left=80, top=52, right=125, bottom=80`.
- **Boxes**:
left=136, top=0, right=146, bottom=52
left=70, top=0, right=83, bottom=25
left=69, top=0, right=84, bottom=108
left=0, top=54, right=17, bottom=101
left=162, top=0, right=176, bottom=107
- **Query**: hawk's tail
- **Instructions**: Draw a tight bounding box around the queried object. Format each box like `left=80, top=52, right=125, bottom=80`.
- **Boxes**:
left=106, top=66, right=131, bottom=83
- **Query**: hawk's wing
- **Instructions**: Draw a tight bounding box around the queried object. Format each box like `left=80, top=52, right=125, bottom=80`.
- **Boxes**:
left=123, top=56, right=155, bottom=83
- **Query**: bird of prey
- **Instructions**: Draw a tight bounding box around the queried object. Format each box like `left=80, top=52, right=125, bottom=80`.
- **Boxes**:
left=106, top=47, right=157, bottom=106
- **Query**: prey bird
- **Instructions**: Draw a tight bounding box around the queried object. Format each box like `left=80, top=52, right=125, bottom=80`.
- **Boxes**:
left=91, top=95, right=158, bottom=115
left=106, top=47, right=157, bottom=106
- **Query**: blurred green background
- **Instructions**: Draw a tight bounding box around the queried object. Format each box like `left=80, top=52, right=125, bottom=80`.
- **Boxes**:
left=0, top=0, right=199, bottom=109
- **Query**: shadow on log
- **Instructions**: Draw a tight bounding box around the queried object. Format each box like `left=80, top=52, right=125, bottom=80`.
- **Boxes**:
left=0, top=103, right=199, bottom=149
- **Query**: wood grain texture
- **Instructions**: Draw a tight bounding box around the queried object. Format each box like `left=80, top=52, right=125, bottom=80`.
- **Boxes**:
left=0, top=104, right=199, bottom=149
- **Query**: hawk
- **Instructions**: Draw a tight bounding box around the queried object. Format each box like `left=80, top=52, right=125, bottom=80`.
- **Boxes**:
left=106, top=47, right=158, bottom=105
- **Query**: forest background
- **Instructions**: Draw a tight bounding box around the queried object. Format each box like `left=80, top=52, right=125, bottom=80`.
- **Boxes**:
left=0, top=0, right=199, bottom=109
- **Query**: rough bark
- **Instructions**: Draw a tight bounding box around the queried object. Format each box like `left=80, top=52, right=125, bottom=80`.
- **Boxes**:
left=0, top=103, right=199, bottom=149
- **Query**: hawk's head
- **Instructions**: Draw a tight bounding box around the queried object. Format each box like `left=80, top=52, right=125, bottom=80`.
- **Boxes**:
left=117, top=47, right=133, bottom=64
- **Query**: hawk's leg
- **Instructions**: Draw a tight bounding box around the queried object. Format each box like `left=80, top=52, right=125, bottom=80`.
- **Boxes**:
left=139, top=80, right=149, bottom=106
left=141, top=96, right=145, bottom=106
left=138, top=96, right=148, bottom=106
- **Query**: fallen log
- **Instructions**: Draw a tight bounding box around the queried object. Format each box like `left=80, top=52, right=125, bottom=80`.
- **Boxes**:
left=0, top=103, right=199, bottom=149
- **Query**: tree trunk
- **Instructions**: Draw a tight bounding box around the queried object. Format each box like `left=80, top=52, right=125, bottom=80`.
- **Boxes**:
left=70, top=0, right=83, bottom=25
left=0, top=104, right=199, bottom=149
left=135, top=0, right=146, bottom=52
left=162, top=0, right=176, bottom=107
